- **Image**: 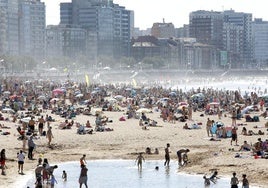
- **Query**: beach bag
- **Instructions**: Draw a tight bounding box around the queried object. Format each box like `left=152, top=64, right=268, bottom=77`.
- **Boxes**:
left=245, top=115, right=253, bottom=122
left=119, top=116, right=126, bottom=121
left=253, top=116, right=259, bottom=122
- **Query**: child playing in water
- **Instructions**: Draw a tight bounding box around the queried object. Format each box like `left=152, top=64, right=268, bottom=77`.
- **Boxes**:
left=203, top=175, right=210, bottom=186
left=209, top=170, right=220, bottom=184
left=62, top=170, right=67, bottom=181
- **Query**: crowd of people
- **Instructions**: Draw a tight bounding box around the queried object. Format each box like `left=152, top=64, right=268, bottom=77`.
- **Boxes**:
left=0, top=77, right=267, bottom=187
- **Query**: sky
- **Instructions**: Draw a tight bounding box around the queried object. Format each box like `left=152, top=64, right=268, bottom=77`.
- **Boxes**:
left=42, top=0, right=268, bottom=29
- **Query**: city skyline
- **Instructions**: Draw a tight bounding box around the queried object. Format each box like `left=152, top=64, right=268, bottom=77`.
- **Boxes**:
left=42, top=0, right=268, bottom=29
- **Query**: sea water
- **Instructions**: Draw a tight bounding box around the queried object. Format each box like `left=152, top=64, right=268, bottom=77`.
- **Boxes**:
left=12, top=160, right=238, bottom=188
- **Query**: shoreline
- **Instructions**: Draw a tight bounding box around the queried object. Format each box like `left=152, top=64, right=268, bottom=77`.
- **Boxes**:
left=0, top=79, right=267, bottom=188
left=11, top=159, right=262, bottom=188
left=1, top=109, right=268, bottom=188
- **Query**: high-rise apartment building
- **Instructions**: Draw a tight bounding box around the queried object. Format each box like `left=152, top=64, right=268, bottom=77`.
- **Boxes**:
left=19, top=0, right=46, bottom=60
left=7, top=0, right=19, bottom=55
left=189, top=10, right=253, bottom=68
left=151, top=19, right=176, bottom=38
left=222, top=22, right=244, bottom=68
left=0, top=0, right=45, bottom=60
left=189, top=10, right=224, bottom=50
left=46, top=25, right=87, bottom=58
left=60, top=0, right=133, bottom=58
left=0, top=0, right=19, bottom=56
left=0, top=0, right=7, bottom=55
left=252, top=18, right=268, bottom=68
left=223, top=10, right=253, bottom=67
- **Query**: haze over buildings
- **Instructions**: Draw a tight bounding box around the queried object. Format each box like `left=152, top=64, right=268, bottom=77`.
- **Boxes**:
left=0, top=0, right=268, bottom=71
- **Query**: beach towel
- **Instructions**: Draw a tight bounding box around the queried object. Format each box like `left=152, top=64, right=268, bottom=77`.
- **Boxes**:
left=211, top=124, right=217, bottom=134
left=226, top=127, right=232, bottom=138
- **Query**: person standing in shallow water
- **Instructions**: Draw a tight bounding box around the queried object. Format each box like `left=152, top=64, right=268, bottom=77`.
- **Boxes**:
left=230, top=172, right=239, bottom=188
left=176, top=149, right=190, bottom=166
left=135, top=153, right=145, bottom=170
left=164, top=143, right=171, bottom=166
left=79, top=164, right=88, bottom=188
left=62, top=170, right=67, bottom=181
left=242, top=174, right=249, bottom=188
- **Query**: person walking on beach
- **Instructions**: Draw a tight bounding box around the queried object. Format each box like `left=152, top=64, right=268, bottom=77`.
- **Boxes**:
left=230, top=126, right=238, bottom=146
left=135, top=153, right=145, bottom=170
left=17, top=150, right=25, bottom=174
left=164, top=143, right=171, bottom=166
left=206, top=118, right=213, bottom=137
left=28, top=136, right=36, bottom=160
left=230, top=172, right=239, bottom=188
left=46, top=126, right=54, bottom=146
left=231, top=109, right=237, bottom=126
left=0, top=149, right=7, bottom=175
left=242, top=174, right=249, bottom=188
left=177, top=149, right=190, bottom=166
left=79, top=164, right=88, bottom=188
left=38, top=115, right=45, bottom=136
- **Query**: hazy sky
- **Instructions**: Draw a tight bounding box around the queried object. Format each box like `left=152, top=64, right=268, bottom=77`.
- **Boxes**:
left=42, top=0, right=268, bottom=29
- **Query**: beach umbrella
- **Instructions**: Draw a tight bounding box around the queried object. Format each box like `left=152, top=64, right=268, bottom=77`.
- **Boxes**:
left=107, top=98, right=117, bottom=103
left=114, top=95, right=124, bottom=100
left=75, top=93, right=83, bottom=98
left=9, top=95, right=20, bottom=100
left=169, top=92, right=177, bottom=97
left=21, top=117, right=31, bottom=123
left=37, top=95, right=46, bottom=100
left=136, top=108, right=152, bottom=113
left=50, top=98, right=60, bottom=103
left=209, top=102, right=220, bottom=108
left=241, top=105, right=254, bottom=114
left=36, top=85, right=43, bottom=89
left=191, top=93, right=204, bottom=98
left=177, top=105, right=188, bottom=110
left=1, top=108, right=15, bottom=114
left=179, top=102, right=188, bottom=106
left=52, top=88, right=64, bottom=95
left=3, top=91, right=11, bottom=95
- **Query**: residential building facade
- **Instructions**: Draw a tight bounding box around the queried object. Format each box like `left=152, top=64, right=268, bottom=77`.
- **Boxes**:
left=151, top=20, right=176, bottom=38
left=19, top=0, right=46, bottom=60
left=60, top=0, right=133, bottom=58
left=252, top=18, right=268, bottom=68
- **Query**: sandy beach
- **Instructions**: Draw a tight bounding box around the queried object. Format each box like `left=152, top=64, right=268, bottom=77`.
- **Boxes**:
left=0, top=103, right=267, bottom=188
